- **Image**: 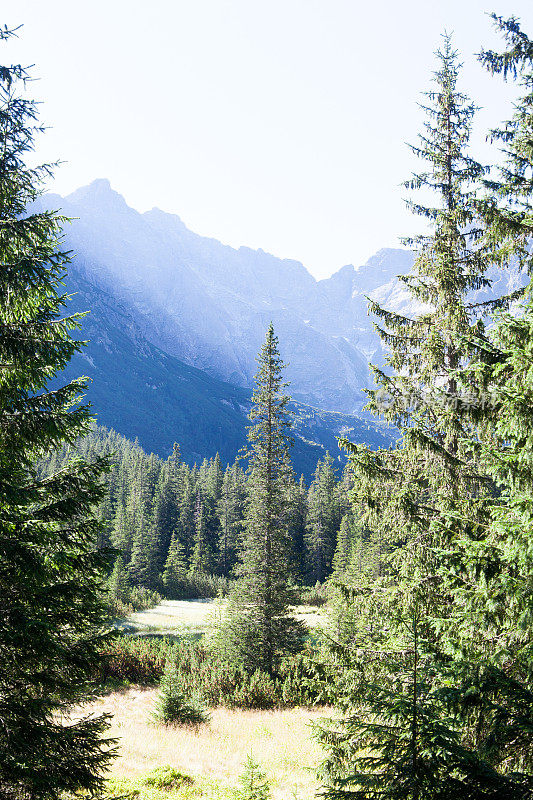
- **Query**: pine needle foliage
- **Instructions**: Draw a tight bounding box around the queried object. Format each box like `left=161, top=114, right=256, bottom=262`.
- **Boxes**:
left=236, top=754, right=271, bottom=800
left=335, top=39, right=504, bottom=669
left=152, top=658, right=209, bottom=726
left=320, top=34, right=530, bottom=799
left=318, top=591, right=533, bottom=800
left=216, top=324, right=306, bottom=675
left=0, top=27, right=115, bottom=799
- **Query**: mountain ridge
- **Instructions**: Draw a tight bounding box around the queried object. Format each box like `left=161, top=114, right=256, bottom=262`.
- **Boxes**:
left=39, top=180, right=415, bottom=414
left=54, top=262, right=394, bottom=476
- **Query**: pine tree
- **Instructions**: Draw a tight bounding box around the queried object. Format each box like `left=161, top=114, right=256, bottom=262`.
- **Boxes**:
left=427, top=17, right=533, bottom=774
left=189, top=493, right=214, bottom=574
left=162, top=530, right=188, bottom=597
left=236, top=754, right=271, bottom=800
left=331, top=514, right=354, bottom=579
left=305, top=453, right=341, bottom=584
left=321, top=35, right=517, bottom=795
left=317, top=589, right=533, bottom=799
left=153, top=658, right=209, bottom=726
left=0, top=28, right=114, bottom=797
left=216, top=324, right=306, bottom=675
left=108, top=555, right=130, bottom=605
left=286, top=473, right=308, bottom=581
left=338, top=35, right=505, bottom=655
left=217, top=463, right=243, bottom=576
left=477, top=14, right=533, bottom=272
left=150, top=463, right=180, bottom=580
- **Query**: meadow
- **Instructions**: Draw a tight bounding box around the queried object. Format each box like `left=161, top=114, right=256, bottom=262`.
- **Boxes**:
left=80, top=687, right=326, bottom=799
left=82, top=599, right=331, bottom=798
left=118, top=598, right=324, bottom=637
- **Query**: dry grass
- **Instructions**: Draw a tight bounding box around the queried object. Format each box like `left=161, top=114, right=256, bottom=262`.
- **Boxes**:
left=120, top=599, right=324, bottom=636
left=77, top=687, right=326, bottom=799
left=123, top=599, right=223, bottom=635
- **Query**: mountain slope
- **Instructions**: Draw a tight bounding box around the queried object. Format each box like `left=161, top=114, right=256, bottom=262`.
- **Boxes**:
left=58, top=266, right=394, bottom=476
left=42, top=181, right=528, bottom=414
left=41, top=181, right=379, bottom=412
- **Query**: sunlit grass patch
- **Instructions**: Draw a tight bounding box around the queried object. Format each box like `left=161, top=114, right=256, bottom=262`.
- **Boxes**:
left=75, top=688, right=324, bottom=799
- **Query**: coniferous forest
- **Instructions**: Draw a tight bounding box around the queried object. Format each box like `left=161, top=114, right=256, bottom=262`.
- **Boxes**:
left=3, top=9, right=533, bottom=800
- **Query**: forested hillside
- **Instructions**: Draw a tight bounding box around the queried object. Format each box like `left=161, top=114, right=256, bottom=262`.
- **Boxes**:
left=39, top=426, right=376, bottom=609
left=47, top=256, right=394, bottom=470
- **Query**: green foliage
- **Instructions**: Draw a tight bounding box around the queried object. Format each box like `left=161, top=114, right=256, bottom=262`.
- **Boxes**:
left=141, top=766, right=194, bottom=790
left=0, top=27, right=115, bottom=798
left=152, top=659, right=209, bottom=726
left=106, top=768, right=198, bottom=800
left=236, top=755, right=270, bottom=800
left=216, top=324, right=306, bottom=675
left=305, top=453, right=342, bottom=583
left=99, top=636, right=177, bottom=685
left=298, top=581, right=329, bottom=607
left=318, top=593, right=533, bottom=799
left=40, top=422, right=362, bottom=606
left=321, top=26, right=533, bottom=799
left=98, top=635, right=323, bottom=709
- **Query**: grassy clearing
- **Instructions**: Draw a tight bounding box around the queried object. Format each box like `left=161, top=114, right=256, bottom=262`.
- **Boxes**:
left=117, top=598, right=325, bottom=637
left=77, top=687, right=326, bottom=799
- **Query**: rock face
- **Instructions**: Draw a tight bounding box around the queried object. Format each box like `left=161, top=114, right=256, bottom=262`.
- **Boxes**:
left=53, top=263, right=395, bottom=475
left=43, top=181, right=418, bottom=413
left=38, top=180, right=527, bottom=458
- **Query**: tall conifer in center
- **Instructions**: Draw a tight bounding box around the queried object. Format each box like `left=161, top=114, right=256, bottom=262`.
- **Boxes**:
left=217, top=324, right=305, bottom=675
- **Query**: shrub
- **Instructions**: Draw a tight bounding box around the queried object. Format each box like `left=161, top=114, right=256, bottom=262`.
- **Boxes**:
left=130, top=585, right=162, bottom=611
left=141, top=765, right=193, bottom=790
left=298, top=581, right=328, bottom=607
left=99, top=635, right=176, bottom=685
left=107, top=584, right=162, bottom=618
left=165, top=572, right=234, bottom=600
left=232, top=670, right=278, bottom=710
left=98, top=635, right=328, bottom=709
left=236, top=754, right=270, bottom=800
left=152, top=659, right=209, bottom=726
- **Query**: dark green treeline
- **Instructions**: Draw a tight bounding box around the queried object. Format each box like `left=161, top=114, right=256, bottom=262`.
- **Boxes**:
left=39, top=426, right=370, bottom=600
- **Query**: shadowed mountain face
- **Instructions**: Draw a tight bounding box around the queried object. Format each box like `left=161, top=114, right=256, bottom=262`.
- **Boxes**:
left=55, top=265, right=395, bottom=476
left=43, top=180, right=418, bottom=414
left=39, top=180, right=526, bottom=468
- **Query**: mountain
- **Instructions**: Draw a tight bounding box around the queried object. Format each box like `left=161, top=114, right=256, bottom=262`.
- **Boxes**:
left=39, top=179, right=527, bottom=470
left=41, top=180, right=405, bottom=413
left=42, top=181, right=528, bottom=418
left=57, top=264, right=394, bottom=476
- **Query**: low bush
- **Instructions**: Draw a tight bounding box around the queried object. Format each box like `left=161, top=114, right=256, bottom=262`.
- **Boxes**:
left=141, top=765, right=194, bottom=790
left=99, top=635, right=177, bottom=685
left=298, top=582, right=328, bottom=607
left=152, top=660, right=210, bottom=726
left=108, top=585, right=162, bottom=618
left=98, top=635, right=330, bottom=709
left=165, top=572, right=234, bottom=600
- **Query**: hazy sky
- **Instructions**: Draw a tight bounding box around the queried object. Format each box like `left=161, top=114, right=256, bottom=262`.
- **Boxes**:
left=6, top=1, right=533, bottom=278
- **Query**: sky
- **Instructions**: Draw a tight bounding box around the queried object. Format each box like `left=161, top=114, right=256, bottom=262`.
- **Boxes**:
left=5, top=0, right=533, bottom=279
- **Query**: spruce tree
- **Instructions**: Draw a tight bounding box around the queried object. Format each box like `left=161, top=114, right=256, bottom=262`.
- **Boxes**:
left=216, top=324, right=305, bottom=675
left=108, top=555, right=130, bottom=606
left=0, top=28, right=114, bottom=798
left=318, top=589, right=533, bottom=799
left=216, top=463, right=243, bottom=576
left=286, top=473, right=308, bottom=581
left=189, top=493, right=214, bottom=574
left=338, top=34, right=503, bottom=657
left=305, top=453, right=341, bottom=584
left=428, top=17, right=533, bottom=773
left=162, top=530, right=188, bottom=597
left=320, top=35, right=517, bottom=795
